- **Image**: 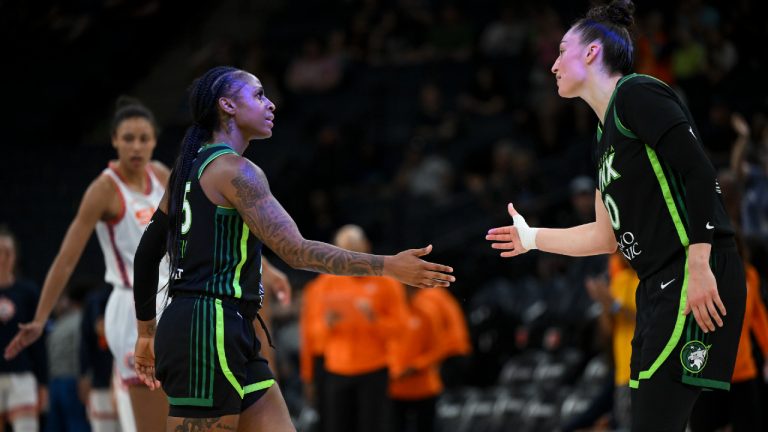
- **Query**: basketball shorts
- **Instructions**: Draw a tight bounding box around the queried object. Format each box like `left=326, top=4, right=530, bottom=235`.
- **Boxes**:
left=629, top=241, right=746, bottom=391
left=0, top=372, right=37, bottom=415
left=155, top=294, right=275, bottom=418
left=105, top=286, right=167, bottom=384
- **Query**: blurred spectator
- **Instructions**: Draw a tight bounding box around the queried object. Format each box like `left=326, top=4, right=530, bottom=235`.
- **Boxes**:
left=300, top=274, right=329, bottom=432
left=389, top=284, right=447, bottom=432
left=46, top=279, right=91, bottom=432
left=479, top=5, right=530, bottom=60
left=285, top=37, right=344, bottom=94
left=0, top=226, right=47, bottom=432
left=79, top=284, right=119, bottom=432
left=690, top=235, right=768, bottom=431
left=308, top=225, right=409, bottom=432
left=427, top=4, right=473, bottom=61
left=730, top=113, right=768, bottom=241
left=458, top=65, right=508, bottom=117
left=635, top=10, right=674, bottom=84
left=564, top=253, right=637, bottom=431
left=418, top=287, right=471, bottom=389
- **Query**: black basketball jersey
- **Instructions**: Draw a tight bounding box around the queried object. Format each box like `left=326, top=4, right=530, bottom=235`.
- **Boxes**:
left=170, top=143, right=264, bottom=303
left=595, top=74, right=733, bottom=279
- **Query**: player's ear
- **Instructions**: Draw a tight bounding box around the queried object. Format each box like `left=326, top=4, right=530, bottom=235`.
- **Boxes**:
left=586, top=43, right=601, bottom=65
left=218, top=97, right=237, bottom=116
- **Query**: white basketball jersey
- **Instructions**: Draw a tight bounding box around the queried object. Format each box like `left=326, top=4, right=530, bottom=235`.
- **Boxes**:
left=95, top=163, right=169, bottom=290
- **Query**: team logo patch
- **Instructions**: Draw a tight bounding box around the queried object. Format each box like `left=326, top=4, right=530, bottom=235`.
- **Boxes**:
left=680, top=340, right=710, bottom=374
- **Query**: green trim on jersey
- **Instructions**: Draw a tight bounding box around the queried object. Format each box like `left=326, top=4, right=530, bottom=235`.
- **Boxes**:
left=232, top=222, right=249, bottom=299
left=614, top=106, right=638, bottom=139
left=215, top=299, right=244, bottom=399
left=636, top=253, right=690, bottom=383
left=645, top=145, right=690, bottom=247
left=198, top=148, right=239, bottom=180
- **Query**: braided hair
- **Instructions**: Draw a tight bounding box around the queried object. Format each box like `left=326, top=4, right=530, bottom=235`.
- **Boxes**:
left=573, top=0, right=637, bottom=75
left=110, top=96, right=159, bottom=137
left=166, top=66, right=250, bottom=281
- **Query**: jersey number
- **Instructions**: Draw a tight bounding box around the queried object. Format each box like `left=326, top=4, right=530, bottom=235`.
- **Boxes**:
left=604, top=194, right=620, bottom=230
left=181, top=181, right=192, bottom=234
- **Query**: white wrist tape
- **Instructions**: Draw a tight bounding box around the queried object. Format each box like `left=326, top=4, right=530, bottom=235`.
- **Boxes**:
left=512, top=214, right=539, bottom=250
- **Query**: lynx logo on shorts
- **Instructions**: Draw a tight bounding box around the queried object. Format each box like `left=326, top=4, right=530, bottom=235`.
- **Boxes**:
left=680, top=340, right=710, bottom=374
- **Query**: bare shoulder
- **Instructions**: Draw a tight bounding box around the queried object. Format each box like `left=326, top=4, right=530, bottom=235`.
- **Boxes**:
left=200, top=154, right=271, bottom=208
left=80, top=174, right=117, bottom=217
left=212, top=156, right=271, bottom=204
left=149, top=160, right=171, bottom=184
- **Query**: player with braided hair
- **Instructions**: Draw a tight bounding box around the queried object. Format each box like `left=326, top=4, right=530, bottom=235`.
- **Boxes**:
left=486, top=1, right=746, bottom=430
left=132, top=65, right=455, bottom=431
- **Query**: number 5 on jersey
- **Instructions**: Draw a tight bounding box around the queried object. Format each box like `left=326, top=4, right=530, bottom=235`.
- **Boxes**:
left=181, top=181, right=192, bottom=234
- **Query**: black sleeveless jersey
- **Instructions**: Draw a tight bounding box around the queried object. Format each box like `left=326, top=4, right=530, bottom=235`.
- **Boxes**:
left=596, top=74, right=733, bottom=279
left=170, top=143, right=264, bottom=303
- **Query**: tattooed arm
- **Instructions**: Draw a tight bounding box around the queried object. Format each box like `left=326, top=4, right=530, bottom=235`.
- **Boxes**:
left=217, top=158, right=455, bottom=288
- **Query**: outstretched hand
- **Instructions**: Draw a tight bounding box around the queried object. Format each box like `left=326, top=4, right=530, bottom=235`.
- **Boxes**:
left=386, top=245, right=455, bottom=289
left=134, top=335, right=161, bottom=390
left=485, top=203, right=530, bottom=257
left=4, top=321, right=44, bottom=360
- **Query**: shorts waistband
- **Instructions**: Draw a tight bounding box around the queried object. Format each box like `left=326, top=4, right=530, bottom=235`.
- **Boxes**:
left=170, top=291, right=262, bottom=321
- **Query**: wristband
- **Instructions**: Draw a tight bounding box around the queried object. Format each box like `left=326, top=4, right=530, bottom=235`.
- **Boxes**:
left=512, top=214, right=539, bottom=250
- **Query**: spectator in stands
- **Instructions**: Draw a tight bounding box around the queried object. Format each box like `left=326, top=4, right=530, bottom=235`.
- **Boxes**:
left=690, top=234, right=768, bottom=431
left=0, top=226, right=47, bottom=432
left=79, top=283, right=119, bottom=432
left=46, top=279, right=91, bottom=432
left=285, top=37, right=343, bottom=94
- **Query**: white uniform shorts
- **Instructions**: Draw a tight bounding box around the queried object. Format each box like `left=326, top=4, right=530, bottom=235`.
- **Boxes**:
left=105, top=286, right=167, bottom=384
left=0, top=372, right=37, bottom=415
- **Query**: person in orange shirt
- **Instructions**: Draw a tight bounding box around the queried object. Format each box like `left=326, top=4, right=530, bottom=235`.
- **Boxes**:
left=418, top=287, right=471, bottom=388
left=299, top=271, right=330, bottom=432
left=690, top=241, right=768, bottom=432
left=313, top=225, right=410, bottom=432
left=389, top=285, right=448, bottom=432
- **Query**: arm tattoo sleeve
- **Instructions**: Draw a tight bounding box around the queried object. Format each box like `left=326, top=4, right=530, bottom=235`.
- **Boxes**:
left=231, top=163, right=384, bottom=276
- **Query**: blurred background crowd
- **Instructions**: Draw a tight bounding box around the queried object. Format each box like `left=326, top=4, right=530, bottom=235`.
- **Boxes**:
left=2, top=0, right=767, bottom=430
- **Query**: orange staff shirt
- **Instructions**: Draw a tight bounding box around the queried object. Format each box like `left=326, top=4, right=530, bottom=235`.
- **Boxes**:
left=731, top=264, right=768, bottom=382
left=389, top=289, right=447, bottom=400
left=310, top=275, right=409, bottom=376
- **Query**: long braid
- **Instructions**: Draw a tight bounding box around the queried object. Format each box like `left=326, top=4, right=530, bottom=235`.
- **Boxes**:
left=167, top=66, right=245, bottom=282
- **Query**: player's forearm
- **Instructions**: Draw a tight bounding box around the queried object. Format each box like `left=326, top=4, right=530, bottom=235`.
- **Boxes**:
left=687, top=243, right=712, bottom=271
left=289, top=239, right=385, bottom=276
left=137, top=319, right=157, bottom=337
left=34, top=256, right=76, bottom=322
left=536, top=223, right=617, bottom=256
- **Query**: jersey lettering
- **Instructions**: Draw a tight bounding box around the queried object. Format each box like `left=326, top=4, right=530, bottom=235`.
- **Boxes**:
left=181, top=182, right=192, bottom=234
